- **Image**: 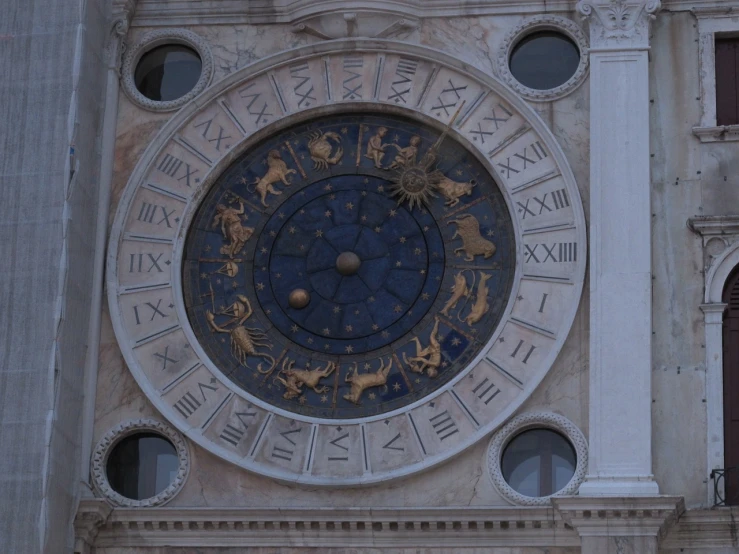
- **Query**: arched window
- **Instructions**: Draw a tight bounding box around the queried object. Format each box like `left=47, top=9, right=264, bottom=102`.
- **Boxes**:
left=722, top=266, right=739, bottom=504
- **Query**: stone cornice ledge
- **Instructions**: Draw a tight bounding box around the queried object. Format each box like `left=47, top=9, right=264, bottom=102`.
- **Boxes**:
left=687, top=215, right=739, bottom=237
left=89, top=506, right=581, bottom=548
left=552, top=496, right=685, bottom=539
left=693, top=125, right=739, bottom=143
left=661, top=507, right=739, bottom=549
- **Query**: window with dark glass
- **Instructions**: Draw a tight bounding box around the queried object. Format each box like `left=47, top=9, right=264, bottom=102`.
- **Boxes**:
left=509, top=31, right=580, bottom=91
left=106, top=433, right=179, bottom=500
left=716, top=38, right=739, bottom=126
left=134, top=45, right=202, bottom=102
left=501, top=428, right=576, bottom=497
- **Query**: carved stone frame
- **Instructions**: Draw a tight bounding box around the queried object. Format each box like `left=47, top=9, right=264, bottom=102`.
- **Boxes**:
left=692, top=8, right=739, bottom=143
left=91, top=418, right=190, bottom=507
left=121, top=28, right=214, bottom=112
left=688, top=216, right=739, bottom=504
left=486, top=411, right=588, bottom=506
left=497, top=15, right=590, bottom=102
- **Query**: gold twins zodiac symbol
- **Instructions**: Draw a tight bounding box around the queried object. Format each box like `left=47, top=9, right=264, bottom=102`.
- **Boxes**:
left=308, top=131, right=343, bottom=170
left=365, top=126, right=391, bottom=168
left=206, top=295, right=276, bottom=373
left=343, top=357, right=393, bottom=405
left=440, top=271, right=491, bottom=326
left=212, top=199, right=254, bottom=258
left=436, top=176, right=475, bottom=207
left=448, top=214, right=496, bottom=261
left=247, top=149, right=296, bottom=207
left=403, top=316, right=442, bottom=378
left=275, top=359, right=337, bottom=400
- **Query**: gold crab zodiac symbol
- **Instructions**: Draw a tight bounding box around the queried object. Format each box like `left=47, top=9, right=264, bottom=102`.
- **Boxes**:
left=308, top=131, right=343, bottom=170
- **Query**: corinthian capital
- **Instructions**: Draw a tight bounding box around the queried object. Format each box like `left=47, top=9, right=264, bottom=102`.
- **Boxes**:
left=576, top=0, right=661, bottom=48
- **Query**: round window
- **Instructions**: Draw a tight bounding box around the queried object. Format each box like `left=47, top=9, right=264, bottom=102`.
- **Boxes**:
left=501, top=428, right=576, bottom=497
left=106, top=432, right=180, bottom=501
left=509, top=31, right=580, bottom=91
left=134, top=44, right=202, bottom=102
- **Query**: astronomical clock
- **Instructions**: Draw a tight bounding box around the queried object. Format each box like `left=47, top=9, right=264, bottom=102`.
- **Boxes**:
left=108, top=41, right=586, bottom=485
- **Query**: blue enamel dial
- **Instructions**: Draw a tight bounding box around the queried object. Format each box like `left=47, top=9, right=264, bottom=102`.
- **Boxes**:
left=183, top=113, right=515, bottom=419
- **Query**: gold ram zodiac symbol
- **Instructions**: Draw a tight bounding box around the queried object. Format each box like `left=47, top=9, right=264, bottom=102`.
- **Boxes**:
left=206, top=295, right=276, bottom=374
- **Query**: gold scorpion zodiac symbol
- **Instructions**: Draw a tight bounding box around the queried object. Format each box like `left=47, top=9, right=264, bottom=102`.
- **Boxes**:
left=206, top=295, right=276, bottom=373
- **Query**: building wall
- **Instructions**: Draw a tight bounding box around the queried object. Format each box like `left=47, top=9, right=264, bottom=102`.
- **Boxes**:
left=0, top=0, right=110, bottom=552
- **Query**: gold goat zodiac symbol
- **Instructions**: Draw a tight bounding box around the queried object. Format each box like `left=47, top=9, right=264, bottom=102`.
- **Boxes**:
left=308, top=131, right=343, bottom=170
left=448, top=214, right=496, bottom=261
left=403, top=316, right=442, bottom=378
left=206, top=295, right=276, bottom=374
left=343, top=357, right=393, bottom=405
left=274, top=359, right=337, bottom=400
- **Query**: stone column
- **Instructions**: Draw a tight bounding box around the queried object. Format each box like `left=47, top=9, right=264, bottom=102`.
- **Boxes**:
left=576, top=0, right=662, bottom=496
left=701, top=302, right=727, bottom=505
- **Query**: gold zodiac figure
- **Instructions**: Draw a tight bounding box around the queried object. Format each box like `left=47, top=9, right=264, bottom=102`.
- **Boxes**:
left=403, top=316, right=442, bottom=378
left=365, top=127, right=391, bottom=168
left=343, top=357, right=393, bottom=405
left=388, top=135, right=421, bottom=170
left=465, top=272, right=491, bottom=326
left=440, top=271, right=469, bottom=317
left=206, top=295, right=276, bottom=373
left=308, top=131, right=343, bottom=170
left=213, top=200, right=254, bottom=258
left=275, top=359, right=337, bottom=400
left=448, top=214, right=496, bottom=261
left=436, top=176, right=475, bottom=207
left=247, top=150, right=296, bottom=207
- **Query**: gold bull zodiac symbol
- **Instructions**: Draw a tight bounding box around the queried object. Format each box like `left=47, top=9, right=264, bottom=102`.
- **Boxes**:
left=448, top=214, right=496, bottom=261
left=274, top=359, right=337, bottom=400
left=206, top=295, right=276, bottom=373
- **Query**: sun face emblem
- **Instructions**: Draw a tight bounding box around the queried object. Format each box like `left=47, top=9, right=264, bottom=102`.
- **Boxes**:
left=386, top=103, right=466, bottom=211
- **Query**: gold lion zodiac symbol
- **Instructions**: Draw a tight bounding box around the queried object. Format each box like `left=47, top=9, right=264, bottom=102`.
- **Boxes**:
left=206, top=295, right=276, bottom=373
left=247, top=149, right=296, bottom=207
left=308, top=131, right=343, bottom=170
left=274, top=359, right=337, bottom=400
left=343, top=357, right=393, bottom=405
left=436, top=176, right=476, bottom=207
left=403, top=316, right=442, bottom=378
left=448, top=214, right=496, bottom=261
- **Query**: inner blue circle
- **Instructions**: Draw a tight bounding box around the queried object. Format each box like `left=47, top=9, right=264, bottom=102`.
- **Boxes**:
left=253, top=174, right=445, bottom=353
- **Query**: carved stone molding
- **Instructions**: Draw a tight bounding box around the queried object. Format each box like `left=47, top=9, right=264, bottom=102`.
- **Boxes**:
left=91, top=418, right=190, bottom=508
left=552, top=496, right=685, bottom=540
left=73, top=498, right=112, bottom=552
left=576, top=0, right=662, bottom=49
left=486, top=412, right=588, bottom=506
left=88, top=506, right=580, bottom=549
left=291, top=11, right=419, bottom=40
left=121, top=28, right=214, bottom=112
left=497, top=15, right=590, bottom=102
left=688, top=215, right=739, bottom=274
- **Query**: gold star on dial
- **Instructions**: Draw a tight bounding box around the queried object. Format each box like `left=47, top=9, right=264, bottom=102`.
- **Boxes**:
left=325, top=210, right=332, bottom=218
left=260, top=247, right=268, bottom=254
left=345, top=325, right=353, bottom=332
left=368, top=392, right=376, bottom=400
left=256, top=282, right=265, bottom=290
left=345, top=202, right=354, bottom=210
left=393, top=382, right=401, bottom=391
left=399, top=237, right=406, bottom=243
left=291, top=325, right=298, bottom=333
left=322, top=328, right=331, bottom=335
left=345, top=345, right=354, bottom=353
left=289, top=226, right=296, bottom=234
left=315, top=229, right=323, bottom=237
left=389, top=209, right=397, bottom=217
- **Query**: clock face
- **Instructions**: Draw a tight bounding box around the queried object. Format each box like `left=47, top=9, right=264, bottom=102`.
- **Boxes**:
left=182, top=114, right=515, bottom=419
left=107, top=42, right=585, bottom=485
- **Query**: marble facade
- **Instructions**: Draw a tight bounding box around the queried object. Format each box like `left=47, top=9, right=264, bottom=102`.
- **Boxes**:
left=4, top=0, right=739, bottom=552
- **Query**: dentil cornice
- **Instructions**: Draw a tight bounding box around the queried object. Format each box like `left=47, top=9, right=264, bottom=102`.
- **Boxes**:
left=576, top=0, right=662, bottom=49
